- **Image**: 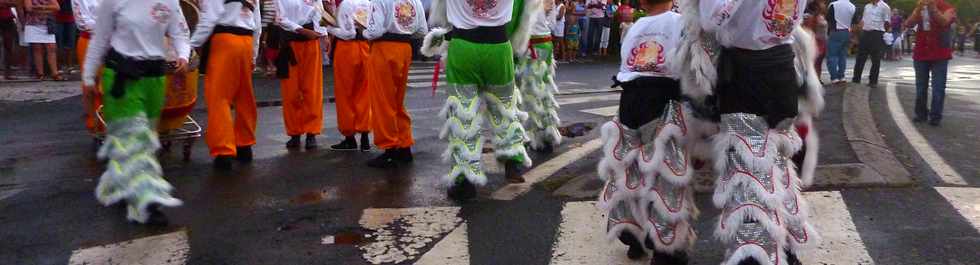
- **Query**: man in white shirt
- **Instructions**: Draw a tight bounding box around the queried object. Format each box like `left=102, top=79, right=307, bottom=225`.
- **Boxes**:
left=72, top=0, right=102, bottom=135
left=326, top=0, right=373, bottom=152
left=826, top=0, right=856, bottom=84
left=423, top=0, right=540, bottom=201
left=191, top=0, right=262, bottom=170
left=679, top=0, right=826, bottom=262
left=598, top=0, right=694, bottom=262
left=274, top=0, right=328, bottom=149
left=584, top=0, right=604, bottom=55
left=83, top=0, right=191, bottom=226
left=516, top=0, right=561, bottom=154
left=852, top=0, right=891, bottom=86
left=361, top=0, right=427, bottom=168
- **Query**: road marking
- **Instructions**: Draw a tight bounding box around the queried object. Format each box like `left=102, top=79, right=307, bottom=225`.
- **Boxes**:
left=491, top=139, right=603, bottom=201
left=579, top=106, right=618, bottom=117
left=409, top=81, right=446, bottom=88
left=934, top=187, right=980, bottom=233
left=409, top=69, right=436, bottom=74
left=556, top=94, right=620, bottom=106
left=885, top=82, right=967, bottom=185
left=408, top=74, right=446, bottom=81
left=800, top=191, right=875, bottom=265
left=415, top=223, right=469, bottom=265
left=68, top=230, right=189, bottom=265
left=359, top=207, right=462, bottom=264
left=550, top=201, right=648, bottom=265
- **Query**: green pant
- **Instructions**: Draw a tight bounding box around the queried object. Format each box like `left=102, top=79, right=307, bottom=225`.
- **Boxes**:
left=516, top=40, right=561, bottom=150
left=440, top=38, right=531, bottom=187
left=95, top=68, right=182, bottom=224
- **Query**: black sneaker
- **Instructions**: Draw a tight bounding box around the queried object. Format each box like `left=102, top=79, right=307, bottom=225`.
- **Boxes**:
left=504, top=160, right=525, bottom=183
left=214, top=155, right=233, bottom=170
left=913, top=116, right=927, bottom=123
left=533, top=144, right=555, bottom=154
left=447, top=178, right=477, bottom=201
left=928, top=118, right=941, bottom=127
left=305, top=134, right=318, bottom=149
left=618, top=233, right=646, bottom=260
left=330, top=136, right=358, bottom=151
left=396, top=148, right=414, bottom=163
left=286, top=136, right=301, bottom=149
left=236, top=146, right=253, bottom=162
left=785, top=250, right=803, bottom=265
left=366, top=149, right=398, bottom=169
left=360, top=133, right=371, bottom=151
left=142, top=203, right=170, bottom=226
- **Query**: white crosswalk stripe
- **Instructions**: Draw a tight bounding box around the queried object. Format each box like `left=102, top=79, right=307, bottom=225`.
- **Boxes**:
left=68, top=230, right=190, bottom=265
left=408, top=63, right=446, bottom=89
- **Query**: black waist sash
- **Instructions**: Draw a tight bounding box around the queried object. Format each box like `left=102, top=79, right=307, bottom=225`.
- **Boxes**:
left=199, top=25, right=254, bottom=74
left=276, top=23, right=317, bottom=79
left=448, top=25, right=508, bottom=44
left=105, top=49, right=166, bottom=98
left=719, top=44, right=795, bottom=87
left=378, top=33, right=413, bottom=43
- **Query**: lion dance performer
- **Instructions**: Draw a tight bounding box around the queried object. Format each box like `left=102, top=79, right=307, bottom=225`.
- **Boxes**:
left=326, top=0, right=373, bottom=151
left=673, top=0, right=825, bottom=262
left=361, top=0, right=428, bottom=168
left=274, top=0, right=328, bottom=149
left=422, top=0, right=541, bottom=201
left=73, top=0, right=103, bottom=143
left=83, top=0, right=190, bottom=225
left=516, top=0, right=561, bottom=153
left=596, top=0, right=698, bottom=263
left=191, top=0, right=262, bottom=169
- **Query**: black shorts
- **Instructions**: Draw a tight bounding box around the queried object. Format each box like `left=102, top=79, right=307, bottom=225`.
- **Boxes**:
left=716, top=45, right=800, bottom=126
left=617, top=76, right=682, bottom=129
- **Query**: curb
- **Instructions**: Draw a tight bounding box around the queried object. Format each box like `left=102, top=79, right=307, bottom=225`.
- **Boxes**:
left=840, top=83, right=914, bottom=186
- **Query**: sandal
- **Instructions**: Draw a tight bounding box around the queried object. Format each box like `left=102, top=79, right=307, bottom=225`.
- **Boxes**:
left=52, top=75, right=68, bottom=81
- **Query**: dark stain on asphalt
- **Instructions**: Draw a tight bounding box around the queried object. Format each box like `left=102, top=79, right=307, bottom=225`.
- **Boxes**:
left=290, top=189, right=330, bottom=205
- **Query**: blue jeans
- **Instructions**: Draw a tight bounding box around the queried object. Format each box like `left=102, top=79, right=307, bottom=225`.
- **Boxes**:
left=578, top=17, right=589, bottom=56
left=913, top=60, right=949, bottom=121
left=826, top=30, right=849, bottom=80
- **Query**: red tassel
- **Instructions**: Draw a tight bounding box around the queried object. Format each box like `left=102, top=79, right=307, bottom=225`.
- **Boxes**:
left=432, top=60, right=442, bottom=97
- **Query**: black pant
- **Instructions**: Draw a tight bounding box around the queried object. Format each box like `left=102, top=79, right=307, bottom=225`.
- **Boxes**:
left=853, top=30, right=885, bottom=84
left=717, top=45, right=800, bottom=126
left=617, top=77, right=681, bottom=129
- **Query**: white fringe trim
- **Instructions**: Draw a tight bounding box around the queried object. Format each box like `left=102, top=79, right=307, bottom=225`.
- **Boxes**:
left=721, top=243, right=786, bottom=265
left=510, top=0, right=542, bottom=56
left=644, top=218, right=697, bottom=253
left=793, top=26, right=825, bottom=116
left=714, top=204, right=787, bottom=245
left=636, top=124, right=693, bottom=186
left=797, top=115, right=819, bottom=187
left=421, top=27, right=450, bottom=57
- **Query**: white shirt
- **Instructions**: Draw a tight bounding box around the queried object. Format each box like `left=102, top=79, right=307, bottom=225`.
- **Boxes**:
left=190, top=0, right=262, bottom=59
left=83, top=0, right=191, bottom=85
left=363, top=0, right=428, bottom=40
left=274, top=0, right=327, bottom=35
left=446, top=0, right=514, bottom=29
left=617, top=12, right=683, bottom=82
left=700, top=0, right=807, bottom=50
left=327, top=0, right=372, bottom=40
left=861, top=0, right=890, bottom=32
left=72, top=0, right=101, bottom=32
left=531, top=2, right=554, bottom=36
left=829, top=0, right=855, bottom=30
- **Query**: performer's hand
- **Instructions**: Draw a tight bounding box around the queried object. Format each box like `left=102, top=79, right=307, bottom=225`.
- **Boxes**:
left=299, top=28, right=322, bottom=39
left=173, top=58, right=189, bottom=73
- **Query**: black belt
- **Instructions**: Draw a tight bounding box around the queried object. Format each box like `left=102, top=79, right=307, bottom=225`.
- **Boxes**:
left=378, top=33, right=412, bottom=43
left=276, top=23, right=317, bottom=79
left=199, top=25, right=254, bottom=74
left=104, top=49, right=166, bottom=98
left=448, top=25, right=507, bottom=44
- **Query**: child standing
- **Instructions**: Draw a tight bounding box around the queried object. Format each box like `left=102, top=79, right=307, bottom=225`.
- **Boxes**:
left=566, top=15, right=580, bottom=62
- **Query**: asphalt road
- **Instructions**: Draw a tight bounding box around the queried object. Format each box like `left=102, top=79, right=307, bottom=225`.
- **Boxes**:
left=1, top=57, right=979, bottom=265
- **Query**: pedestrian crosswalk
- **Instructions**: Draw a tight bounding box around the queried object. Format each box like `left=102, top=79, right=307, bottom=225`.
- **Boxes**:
left=407, top=61, right=446, bottom=89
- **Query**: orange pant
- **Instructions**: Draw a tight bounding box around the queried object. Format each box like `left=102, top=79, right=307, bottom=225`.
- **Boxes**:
left=280, top=39, right=324, bottom=136
left=332, top=40, right=372, bottom=137
left=368, top=41, right=414, bottom=149
left=77, top=35, right=103, bottom=134
left=203, top=33, right=258, bottom=157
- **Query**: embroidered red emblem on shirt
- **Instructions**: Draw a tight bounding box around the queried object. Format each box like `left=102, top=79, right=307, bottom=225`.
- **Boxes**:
left=151, top=2, right=173, bottom=25
left=627, top=39, right=666, bottom=73
left=763, top=0, right=799, bottom=38
left=394, top=0, right=416, bottom=29
left=467, top=0, right=498, bottom=19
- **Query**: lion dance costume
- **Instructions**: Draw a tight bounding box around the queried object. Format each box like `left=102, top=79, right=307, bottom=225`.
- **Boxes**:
left=598, top=0, right=824, bottom=263
left=423, top=0, right=541, bottom=200
left=516, top=0, right=561, bottom=153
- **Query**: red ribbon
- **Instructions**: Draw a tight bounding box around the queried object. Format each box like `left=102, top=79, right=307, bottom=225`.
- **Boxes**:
left=432, top=60, right=442, bottom=97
